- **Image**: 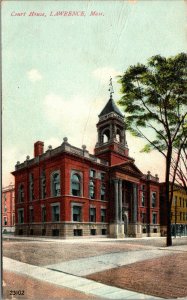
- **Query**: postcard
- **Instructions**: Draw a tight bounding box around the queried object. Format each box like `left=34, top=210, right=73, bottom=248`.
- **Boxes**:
left=2, top=1, right=187, bottom=299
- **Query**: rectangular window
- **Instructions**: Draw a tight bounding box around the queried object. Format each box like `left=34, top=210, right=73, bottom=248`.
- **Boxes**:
left=18, top=185, right=24, bottom=203
left=52, top=229, right=59, bottom=236
left=74, top=229, right=82, bottom=236
left=141, top=192, right=145, bottom=206
left=180, top=212, right=182, bottom=221
left=100, top=173, right=105, bottom=181
left=41, top=177, right=46, bottom=199
left=29, top=174, right=34, bottom=201
left=151, top=192, right=156, bottom=208
left=89, top=181, right=95, bottom=199
left=29, top=209, right=34, bottom=223
left=73, top=206, right=82, bottom=222
left=52, top=205, right=60, bottom=222
left=52, top=172, right=61, bottom=197
left=152, top=213, right=157, bottom=224
left=183, top=212, right=185, bottom=221
left=101, top=184, right=105, bottom=201
left=90, top=169, right=96, bottom=178
left=18, top=209, right=24, bottom=224
left=90, top=208, right=96, bottom=222
left=141, top=212, right=146, bottom=223
left=102, top=228, right=107, bottom=235
left=42, top=207, right=46, bottom=223
left=90, top=229, right=96, bottom=235
left=101, top=209, right=106, bottom=223
left=179, top=197, right=182, bottom=207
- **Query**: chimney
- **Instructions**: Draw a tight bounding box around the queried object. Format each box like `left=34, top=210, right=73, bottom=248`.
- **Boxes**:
left=34, top=141, right=44, bottom=157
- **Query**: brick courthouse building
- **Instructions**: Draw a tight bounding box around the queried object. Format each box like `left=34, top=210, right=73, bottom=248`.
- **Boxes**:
left=12, top=85, right=160, bottom=238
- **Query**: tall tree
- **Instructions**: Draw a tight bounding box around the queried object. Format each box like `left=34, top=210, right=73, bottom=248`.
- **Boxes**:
left=118, top=53, right=187, bottom=246
left=171, top=139, right=187, bottom=193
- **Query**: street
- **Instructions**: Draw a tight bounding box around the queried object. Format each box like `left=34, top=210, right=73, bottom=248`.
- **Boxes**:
left=3, top=236, right=187, bottom=299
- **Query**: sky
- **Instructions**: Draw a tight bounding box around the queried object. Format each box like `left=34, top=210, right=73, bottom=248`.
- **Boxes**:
left=2, top=0, right=187, bottom=187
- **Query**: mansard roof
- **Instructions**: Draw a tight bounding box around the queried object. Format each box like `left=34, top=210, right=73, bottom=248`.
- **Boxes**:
left=99, top=97, right=124, bottom=118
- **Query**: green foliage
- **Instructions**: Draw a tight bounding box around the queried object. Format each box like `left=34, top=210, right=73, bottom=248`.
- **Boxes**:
left=140, top=144, right=151, bottom=153
left=118, top=53, right=187, bottom=156
left=118, top=53, right=187, bottom=247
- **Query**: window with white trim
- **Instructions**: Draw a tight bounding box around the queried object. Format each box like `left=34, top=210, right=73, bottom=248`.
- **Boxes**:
left=41, top=206, right=46, bottom=223
left=141, top=192, right=145, bottom=206
left=41, top=171, right=46, bottom=199
left=90, top=208, right=96, bottom=222
left=90, top=169, right=96, bottom=178
left=29, top=173, right=34, bottom=201
left=141, top=212, right=146, bottom=223
left=18, top=209, right=24, bottom=224
left=18, top=184, right=24, bottom=203
left=152, top=212, right=157, bottom=224
left=100, top=184, right=105, bottom=200
left=71, top=173, right=81, bottom=196
left=89, top=180, right=95, bottom=199
left=72, top=205, right=82, bottom=222
left=29, top=208, right=34, bottom=223
left=101, top=209, right=106, bottom=223
left=51, top=171, right=61, bottom=197
left=52, top=204, right=60, bottom=222
left=151, top=192, right=156, bottom=208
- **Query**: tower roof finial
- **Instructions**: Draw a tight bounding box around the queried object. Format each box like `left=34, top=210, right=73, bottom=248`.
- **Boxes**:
left=108, top=77, right=114, bottom=99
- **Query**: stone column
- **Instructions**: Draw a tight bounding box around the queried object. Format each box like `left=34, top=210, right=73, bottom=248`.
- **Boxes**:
left=114, top=179, right=119, bottom=223
left=133, top=183, right=137, bottom=223
left=123, top=182, right=126, bottom=207
left=119, top=180, right=122, bottom=223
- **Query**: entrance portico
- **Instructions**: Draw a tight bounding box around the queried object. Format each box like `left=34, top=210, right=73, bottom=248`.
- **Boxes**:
left=109, top=167, right=142, bottom=238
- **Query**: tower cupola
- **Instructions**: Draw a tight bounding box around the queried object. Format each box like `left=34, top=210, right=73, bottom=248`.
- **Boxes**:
left=94, top=78, right=129, bottom=164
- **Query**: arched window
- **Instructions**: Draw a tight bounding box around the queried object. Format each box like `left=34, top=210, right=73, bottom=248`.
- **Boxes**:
left=102, top=129, right=110, bottom=143
left=116, top=129, right=121, bottom=142
left=18, top=184, right=24, bottom=203
left=89, top=180, right=95, bottom=199
left=51, top=172, right=61, bottom=197
left=71, top=173, right=81, bottom=196
left=101, top=184, right=105, bottom=200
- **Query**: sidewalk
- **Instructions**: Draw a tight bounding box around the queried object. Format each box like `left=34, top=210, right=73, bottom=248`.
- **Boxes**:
left=45, top=248, right=175, bottom=276
left=3, top=257, right=162, bottom=299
